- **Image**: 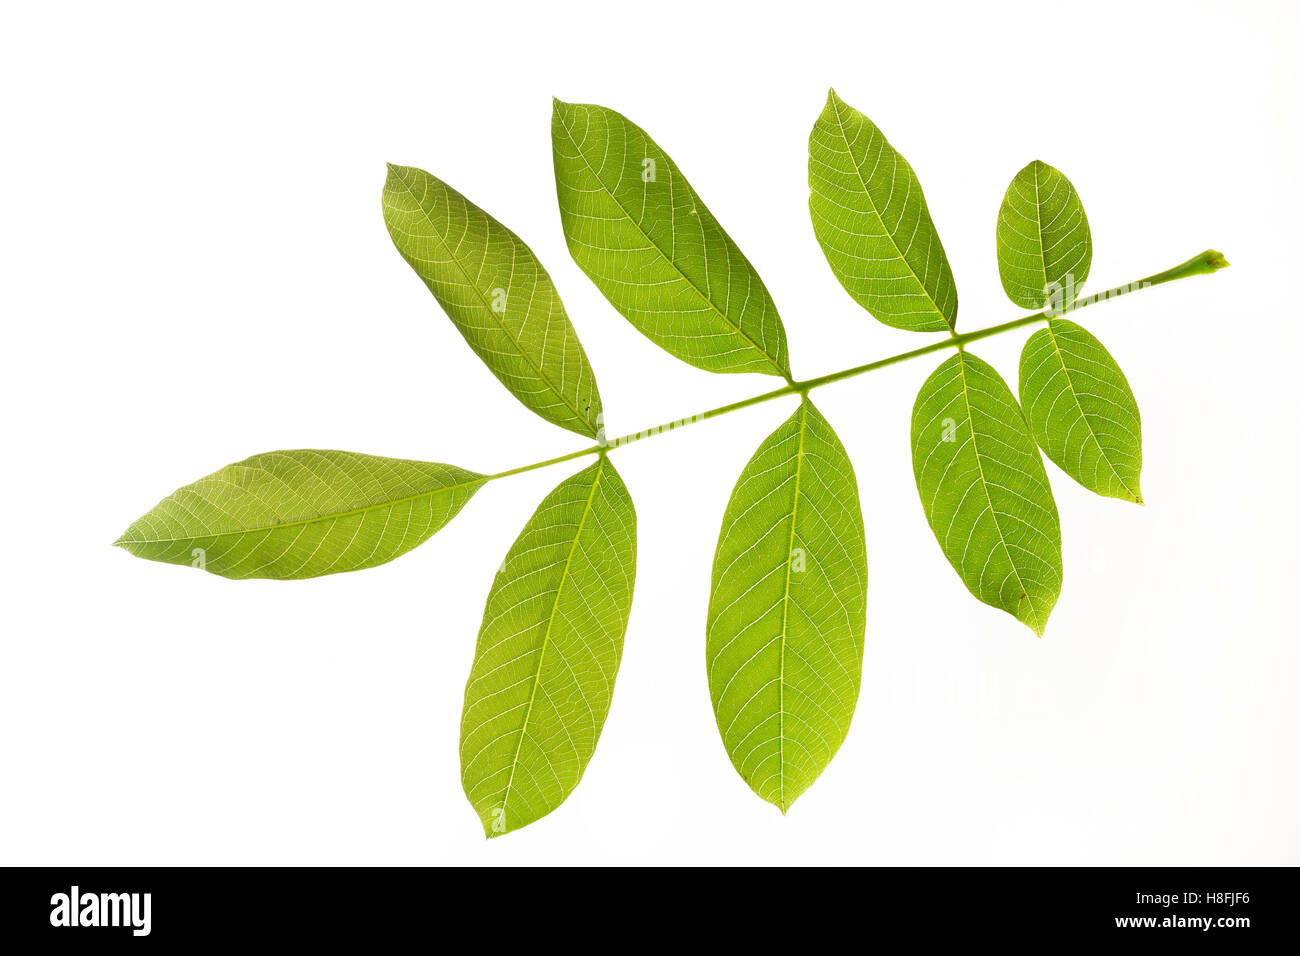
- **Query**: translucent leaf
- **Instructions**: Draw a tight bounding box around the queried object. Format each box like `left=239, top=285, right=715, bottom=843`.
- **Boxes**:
left=460, top=456, right=637, bottom=837
left=996, top=160, right=1093, bottom=311
left=383, top=164, right=602, bottom=437
left=115, top=450, right=485, bottom=580
left=911, top=353, right=1062, bottom=635
left=551, top=100, right=791, bottom=378
left=1019, top=319, right=1143, bottom=503
left=808, top=89, right=958, bottom=333
left=706, top=400, right=867, bottom=811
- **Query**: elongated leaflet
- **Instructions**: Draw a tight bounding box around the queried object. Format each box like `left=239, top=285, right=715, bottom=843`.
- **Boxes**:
left=460, top=457, right=637, bottom=836
left=809, top=89, right=958, bottom=332
left=911, top=352, right=1062, bottom=635
left=1020, top=319, right=1143, bottom=502
left=552, top=100, right=791, bottom=379
left=707, top=399, right=867, bottom=811
left=116, top=450, right=485, bottom=580
left=383, top=164, right=603, bottom=437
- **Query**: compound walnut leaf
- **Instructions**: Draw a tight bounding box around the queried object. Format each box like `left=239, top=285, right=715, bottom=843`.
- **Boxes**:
left=460, top=456, right=637, bottom=837
left=115, top=450, right=485, bottom=579
left=552, top=99, right=791, bottom=379
left=808, top=89, right=958, bottom=333
left=707, top=399, right=867, bottom=811
left=1019, top=318, right=1143, bottom=503
left=911, top=352, right=1062, bottom=635
left=996, top=160, right=1093, bottom=311
left=383, top=164, right=602, bottom=437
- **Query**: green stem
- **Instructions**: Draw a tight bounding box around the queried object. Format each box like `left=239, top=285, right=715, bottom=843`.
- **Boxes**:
left=485, top=446, right=599, bottom=481
left=483, top=249, right=1228, bottom=481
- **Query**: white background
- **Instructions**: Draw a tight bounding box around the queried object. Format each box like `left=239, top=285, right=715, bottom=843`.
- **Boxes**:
left=2, top=0, right=1297, bottom=865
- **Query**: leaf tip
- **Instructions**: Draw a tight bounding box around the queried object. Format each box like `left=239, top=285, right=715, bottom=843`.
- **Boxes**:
left=479, top=807, right=510, bottom=839
left=1115, top=476, right=1143, bottom=505
left=1206, top=249, right=1230, bottom=271
left=1027, top=616, right=1048, bottom=638
left=1018, top=595, right=1051, bottom=638
left=771, top=786, right=806, bottom=815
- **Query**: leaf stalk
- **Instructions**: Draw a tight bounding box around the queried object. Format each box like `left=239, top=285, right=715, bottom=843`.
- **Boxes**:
left=482, top=250, right=1227, bottom=483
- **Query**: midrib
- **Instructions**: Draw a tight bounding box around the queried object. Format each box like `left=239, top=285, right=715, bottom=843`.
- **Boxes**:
left=499, top=457, right=604, bottom=819
left=775, top=403, right=809, bottom=810
left=955, top=354, right=1041, bottom=633
left=118, top=474, right=486, bottom=544
left=1044, top=320, right=1137, bottom=498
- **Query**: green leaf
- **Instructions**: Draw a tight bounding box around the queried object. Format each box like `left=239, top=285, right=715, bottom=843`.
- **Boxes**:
left=1019, top=319, right=1143, bottom=503
left=808, top=89, right=958, bottom=333
left=706, top=399, right=867, bottom=811
left=551, top=100, right=791, bottom=379
left=383, top=164, right=602, bottom=437
left=460, top=456, right=637, bottom=837
left=911, top=352, right=1062, bottom=635
left=996, top=160, right=1093, bottom=311
left=115, top=450, right=485, bottom=580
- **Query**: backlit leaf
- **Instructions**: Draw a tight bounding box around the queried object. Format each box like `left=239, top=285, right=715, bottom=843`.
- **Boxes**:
left=460, top=456, right=637, bottom=837
left=552, top=100, right=791, bottom=378
left=115, top=450, right=485, bottom=579
left=707, top=399, right=867, bottom=811
left=808, top=89, right=958, bottom=332
left=996, top=160, right=1093, bottom=310
left=383, top=164, right=602, bottom=437
left=911, top=352, right=1062, bottom=635
left=1019, top=318, right=1142, bottom=502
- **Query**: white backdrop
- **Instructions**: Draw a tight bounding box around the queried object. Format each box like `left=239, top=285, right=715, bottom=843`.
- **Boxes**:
left=2, top=0, right=1296, bottom=865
